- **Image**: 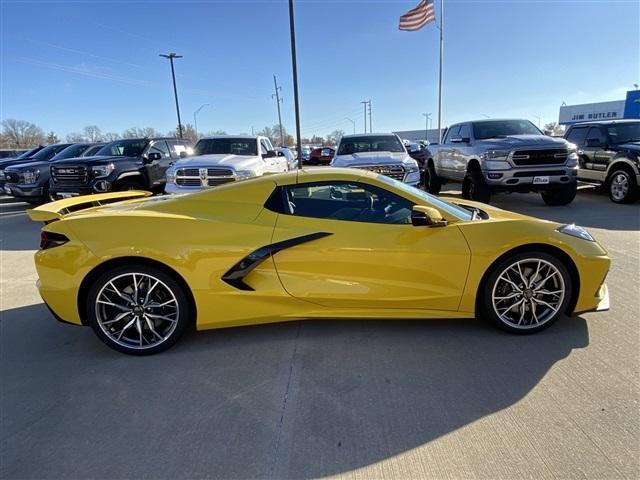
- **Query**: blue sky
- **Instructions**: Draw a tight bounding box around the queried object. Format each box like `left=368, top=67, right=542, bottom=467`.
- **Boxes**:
left=1, top=0, right=638, bottom=138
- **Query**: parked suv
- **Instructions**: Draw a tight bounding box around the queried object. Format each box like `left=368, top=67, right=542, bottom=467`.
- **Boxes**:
left=425, top=119, right=579, bottom=205
left=50, top=138, right=192, bottom=197
left=0, top=144, right=67, bottom=191
left=4, top=143, right=104, bottom=204
left=565, top=120, right=639, bottom=203
left=165, top=135, right=288, bottom=193
left=331, top=134, right=421, bottom=186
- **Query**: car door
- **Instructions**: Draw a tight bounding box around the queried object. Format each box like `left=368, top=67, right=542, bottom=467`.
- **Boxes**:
left=437, top=125, right=459, bottom=178
left=270, top=181, right=471, bottom=311
left=587, top=127, right=614, bottom=172
left=565, top=126, right=592, bottom=179
left=452, top=123, right=472, bottom=180
left=145, top=140, right=172, bottom=186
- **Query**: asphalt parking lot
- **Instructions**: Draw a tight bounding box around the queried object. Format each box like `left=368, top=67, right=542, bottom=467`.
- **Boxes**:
left=1, top=187, right=639, bottom=479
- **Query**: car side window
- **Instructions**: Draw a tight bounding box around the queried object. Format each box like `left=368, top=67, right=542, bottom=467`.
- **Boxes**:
left=444, top=126, right=460, bottom=144
left=280, top=181, right=414, bottom=225
left=260, top=139, right=271, bottom=155
left=167, top=139, right=190, bottom=158
left=458, top=124, right=470, bottom=140
left=148, top=140, right=171, bottom=159
left=586, top=127, right=607, bottom=145
left=566, top=127, right=588, bottom=146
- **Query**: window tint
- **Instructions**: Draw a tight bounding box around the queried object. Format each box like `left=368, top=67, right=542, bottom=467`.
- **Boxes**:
left=565, top=127, right=588, bottom=146
left=586, top=127, right=607, bottom=144
left=444, top=126, right=460, bottom=144
left=97, top=139, right=148, bottom=157
left=148, top=140, right=171, bottom=159
left=458, top=124, right=470, bottom=140
left=337, top=135, right=405, bottom=155
left=472, top=120, right=541, bottom=139
left=280, top=182, right=414, bottom=225
left=167, top=139, right=190, bottom=158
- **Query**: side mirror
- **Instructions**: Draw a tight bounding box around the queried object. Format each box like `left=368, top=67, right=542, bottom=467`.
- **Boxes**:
left=586, top=138, right=605, bottom=148
left=412, top=205, right=447, bottom=227
left=144, top=152, right=162, bottom=164
left=543, top=129, right=553, bottom=136
left=179, top=151, right=188, bottom=158
left=263, top=150, right=277, bottom=159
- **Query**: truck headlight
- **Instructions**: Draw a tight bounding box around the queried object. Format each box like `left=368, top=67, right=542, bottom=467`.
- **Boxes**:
left=91, top=163, right=114, bottom=178
left=0, top=170, right=5, bottom=180
left=22, top=169, right=40, bottom=184
left=557, top=224, right=595, bottom=242
left=566, top=142, right=578, bottom=153
left=166, top=168, right=176, bottom=183
left=483, top=160, right=511, bottom=170
left=236, top=170, right=257, bottom=179
left=566, top=153, right=579, bottom=167
left=404, top=162, right=420, bottom=174
left=481, top=150, right=510, bottom=161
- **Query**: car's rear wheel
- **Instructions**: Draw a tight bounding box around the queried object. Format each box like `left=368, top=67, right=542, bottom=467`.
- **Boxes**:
left=86, top=265, right=191, bottom=355
left=540, top=184, right=577, bottom=206
left=608, top=168, right=638, bottom=204
left=479, top=252, right=571, bottom=334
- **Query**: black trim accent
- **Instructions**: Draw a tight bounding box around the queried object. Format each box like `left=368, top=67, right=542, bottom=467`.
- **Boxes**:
left=222, top=232, right=333, bottom=291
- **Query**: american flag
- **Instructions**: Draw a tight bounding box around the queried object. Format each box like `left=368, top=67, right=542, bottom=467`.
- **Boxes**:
left=399, top=0, right=436, bottom=31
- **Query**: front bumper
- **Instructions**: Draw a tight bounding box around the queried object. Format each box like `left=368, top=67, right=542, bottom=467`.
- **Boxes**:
left=4, top=183, right=44, bottom=198
left=483, top=166, right=578, bottom=189
left=165, top=182, right=203, bottom=194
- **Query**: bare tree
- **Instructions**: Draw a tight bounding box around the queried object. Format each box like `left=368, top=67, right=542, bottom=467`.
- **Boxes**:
left=326, top=129, right=345, bottom=146
left=46, top=131, right=59, bottom=144
left=310, top=135, right=325, bottom=146
left=122, top=127, right=162, bottom=139
left=102, top=132, right=120, bottom=141
left=1, top=119, right=46, bottom=147
left=543, top=122, right=565, bottom=136
left=83, top=125, right=103, bottom=142
left=66, top=132, right=86, bottom=142
left=205, top=130, right=228, bottom=136
left=169, top=124, right=198, bottom=142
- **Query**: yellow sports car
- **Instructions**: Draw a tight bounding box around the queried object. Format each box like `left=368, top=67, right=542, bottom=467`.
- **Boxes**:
left=28, top=168, right=610, bottom=355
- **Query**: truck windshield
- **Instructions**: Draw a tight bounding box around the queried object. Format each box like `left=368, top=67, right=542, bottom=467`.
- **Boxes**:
left=606, top=122, right=640, bottom=144
left=17, top=146, right=43, bottom=159
left=338, top=136, right=405, bottom=155
left=473, top=120, right=542, bottom=139
left=97, top=139, right=148, bottom=157
left=51, top=144, right=90, bottom=161
left=194, top=138, right=258, bottom=156
left=32, top=144, right=71, bottom=161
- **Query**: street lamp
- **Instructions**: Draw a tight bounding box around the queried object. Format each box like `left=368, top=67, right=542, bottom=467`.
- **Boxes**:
left=422, top=113, right=432, bottom=141
left=159, top=53, right=184, bottom=139
left=193, top=103, right=210, bottom=138
left=345, top=117, right=356, bottom=134
left=533, top=115, right=542, bottom=128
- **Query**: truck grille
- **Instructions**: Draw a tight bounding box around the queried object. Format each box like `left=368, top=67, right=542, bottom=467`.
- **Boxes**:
left=175, top=167, right=236, bottom=188
left=354, top=165, right=405, bottom=181
left=511, top=149, right=568, bottom=166
left=51, top=165, right=89, bottom=185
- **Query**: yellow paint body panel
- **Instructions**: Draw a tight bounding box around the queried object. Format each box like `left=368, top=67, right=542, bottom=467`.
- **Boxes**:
left=31, top=168, right=610, bottom=329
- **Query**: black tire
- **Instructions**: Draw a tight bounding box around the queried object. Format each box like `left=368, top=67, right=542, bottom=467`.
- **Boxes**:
left=607, top=168, right=638, bottom=204
left=424, top=162, right=442, bottom=194
left=116, top=178, right=145, bottom=191
left=462, top=169, right=491, bottom=203
left=541, top=184, right=577, bottom=206
left=86, top=264, right=192, bottom=355
left=479, top=251, right=572, bottom=335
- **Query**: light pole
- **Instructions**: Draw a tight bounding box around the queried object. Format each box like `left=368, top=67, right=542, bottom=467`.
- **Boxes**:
left=422, top=113, right=432, bottom=141
left=345, top=117, right=355, bottom=134
left=480, top=113, right=490, bottom=119
left=193, top=103, right=209, bottom=138
left=533, top=115, right=541, bottom=128
left=159, top=53, right=184, bottom=139
left=360, top=101, right=368, bottom=133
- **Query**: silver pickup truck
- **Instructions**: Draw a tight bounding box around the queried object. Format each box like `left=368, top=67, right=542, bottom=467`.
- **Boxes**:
left=424, top=119, right=579, bottom=205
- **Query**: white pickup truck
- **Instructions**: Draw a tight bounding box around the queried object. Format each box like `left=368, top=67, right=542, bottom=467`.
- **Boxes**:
left=165, top=135, right=289, bottom=193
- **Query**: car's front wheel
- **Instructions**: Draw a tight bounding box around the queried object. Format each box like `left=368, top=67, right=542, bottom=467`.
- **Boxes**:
left=540, top=184, right=577, bottom=206
left=608, top=168, right=638, bottom=204
left=424, top=163, right=442, bottom=194
left=479, top=252, right=572, bottom=334
left=86, top=265, right=191, bottom=355
left=462, top=168, right=491, bottom=203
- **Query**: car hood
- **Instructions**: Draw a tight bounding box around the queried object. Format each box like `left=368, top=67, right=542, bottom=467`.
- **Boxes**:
left=0, top=157, right=38, bottom=170
left=5, top=160, right=50, bottom=172
left=52, top=155, right=134, bottom=166
left=478, top=135, right=569, bottom=149
left=171, top=154, right=260, bottom=171
left=616, top=142, right=640, bottom=153
left=332, top=151, right=410, bottom=166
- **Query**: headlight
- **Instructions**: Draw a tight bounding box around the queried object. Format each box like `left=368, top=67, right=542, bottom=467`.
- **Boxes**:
left=166, top=168, right=176, bottom=183
left=481, top=150, right=510, bottom=161
left=483, top=160, right=512, bottom=170
left=566, top=142, right=577, bottom=153
left=91, top=163, right=114, bottom=178
left=557, top=224, right=595, bottom=242
left=566, top=153, right=579, bottom=167
left=0, top=170, right=5, bottom=180
left=236, top=170, right=257, bottom=179
left=21, top=169, right=40, bottom=184
left=404, top=161, right=420, bottom=173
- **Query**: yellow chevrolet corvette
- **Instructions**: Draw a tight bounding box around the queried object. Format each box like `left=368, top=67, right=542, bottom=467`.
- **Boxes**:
left=28, top=168, right=610, bottom=355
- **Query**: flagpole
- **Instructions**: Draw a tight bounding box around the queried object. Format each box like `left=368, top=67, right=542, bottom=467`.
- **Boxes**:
left=437, top=0, right=444, bottom=143
left=288, top=0, right=303, bottom=168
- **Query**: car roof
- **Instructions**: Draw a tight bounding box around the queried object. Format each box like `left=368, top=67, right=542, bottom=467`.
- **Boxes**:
left=198, top=135, right=259, bottom=140
left=341, top=133, right=398, bottom=138
left=569, top=119, right=639, bottom=127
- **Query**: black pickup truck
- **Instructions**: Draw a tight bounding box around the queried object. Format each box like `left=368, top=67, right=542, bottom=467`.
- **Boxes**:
left=49, top=137, right=192, bottom=198
left=565, top=120, right=639, bottom=203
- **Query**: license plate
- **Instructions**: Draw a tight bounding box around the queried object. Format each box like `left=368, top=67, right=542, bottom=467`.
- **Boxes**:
left=59, top=192, right=79, bottom=198
left=533, top=176, right=549, bottom=185
left=4, top=186, right=11, bottom=195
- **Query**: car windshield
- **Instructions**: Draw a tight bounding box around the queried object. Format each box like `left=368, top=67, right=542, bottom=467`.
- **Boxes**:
left=473, top=120, right=542, bottom=139
left=376, top=175, right=474, bottom=221
left=606, top=122, right=640, bottom=144
left=194, top=138, right=258, bottom=156
left=338, top=135, right=405, bottom=155
left=51, top=144, right=90, bottom=161
left=17, top=147, right=42, bottom=159
left=97, top=139, right=148, bottom=157
left=32, top=144, right=69, bottom=161
left=82, top=144, right=105, bottom=156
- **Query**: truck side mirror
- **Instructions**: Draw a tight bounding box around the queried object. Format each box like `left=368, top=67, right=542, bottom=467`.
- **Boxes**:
left=179, top=151, right=188, bottom=158
left=263, top=150, right=277, bottom=159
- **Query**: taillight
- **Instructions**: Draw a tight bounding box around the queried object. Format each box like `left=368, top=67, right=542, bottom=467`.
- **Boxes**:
left=40, top=231, right=69, bottom=250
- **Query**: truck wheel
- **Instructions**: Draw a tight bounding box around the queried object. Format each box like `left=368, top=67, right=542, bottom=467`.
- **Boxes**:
left=116, top=178, right=145, bottom=191
left=607, top=168, right=638, bottom=204
left=462, top=169, right=491, bottom=203
left=424, top=163, right=442, bottom=194
left=541, top=184, right=577, bottom=206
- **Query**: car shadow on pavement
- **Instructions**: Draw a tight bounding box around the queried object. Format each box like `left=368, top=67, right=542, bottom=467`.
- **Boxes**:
left=1, top=303, right=589, bottom=479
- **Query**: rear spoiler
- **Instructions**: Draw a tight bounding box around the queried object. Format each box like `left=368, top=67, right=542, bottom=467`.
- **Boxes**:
left=26, top=191, right=152, bottom=223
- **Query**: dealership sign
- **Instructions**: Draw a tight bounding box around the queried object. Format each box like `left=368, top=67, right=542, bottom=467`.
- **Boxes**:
left=559, top=90, right=640, bottom=125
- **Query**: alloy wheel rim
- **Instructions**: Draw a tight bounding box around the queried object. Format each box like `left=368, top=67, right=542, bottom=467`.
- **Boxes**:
left=491, top=258, right=565, bottom=329
left=95, top=273, right=179, bottom=349
left=611, top=173, right=629, bottom=201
